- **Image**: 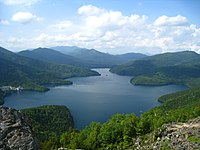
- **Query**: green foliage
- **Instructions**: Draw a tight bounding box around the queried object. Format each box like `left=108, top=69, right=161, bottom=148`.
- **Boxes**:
left=98, top=114, right=139, bottom=146
left=188, top=135, right=200, bottom=144
left=111, top=51, right=200, bottom=88
left=21, top=105, right=74, bottom=147
left=40, top=133, right=60, bottom=150
left=60, top=129, right=82, bottom=149
left=22, top=82, right=49, bottom=92
left=78, top=122, right=102, bottom=149
left=58, top=114, right=139, bottom=150
left=131, top=72, right=172, bottom=86
left=138, top=88, right=200, bottom=134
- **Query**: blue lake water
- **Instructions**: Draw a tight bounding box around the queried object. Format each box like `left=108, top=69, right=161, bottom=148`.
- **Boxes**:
left=4, top=68, right=187, bottom=129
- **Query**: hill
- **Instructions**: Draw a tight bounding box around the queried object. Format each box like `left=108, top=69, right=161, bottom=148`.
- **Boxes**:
left=21, top=105, right=73, bottom=149
left=52, top=46, right=147, bottom=68
left=0, top=47, right=99, bottom=102
left=18, top=47, right=88, bottom=67
left=110, top=51, right=200, bottom=88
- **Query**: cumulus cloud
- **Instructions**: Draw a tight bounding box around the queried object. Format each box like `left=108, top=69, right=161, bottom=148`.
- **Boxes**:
left=11, top=12, right=42, bottom=24
left=3, top=5, right=200, bottom=54
left=78, top=5, right=148, bottom=30
left=154, top=15, right=188, bottom=26
left=0, top=0, right=40, bottom=5
left=78, top=5, right=105, bottom=16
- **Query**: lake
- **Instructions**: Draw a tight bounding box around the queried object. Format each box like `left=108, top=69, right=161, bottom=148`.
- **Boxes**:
left=4, top=68, right=187, bottom=129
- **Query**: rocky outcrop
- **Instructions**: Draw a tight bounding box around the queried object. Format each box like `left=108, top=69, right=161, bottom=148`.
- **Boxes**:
left=134, top=117, right=200, bottom=150
left=0, top=107, right=39, bottom=150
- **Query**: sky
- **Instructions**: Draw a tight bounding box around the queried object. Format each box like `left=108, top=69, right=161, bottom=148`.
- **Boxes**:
left=0, top=0, right=200, bottom=54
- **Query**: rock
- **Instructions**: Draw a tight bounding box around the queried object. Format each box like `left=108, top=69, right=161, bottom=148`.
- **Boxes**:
left=133, top=117, right=200, bottom=150
left=0, top=107, right=39, bottom=150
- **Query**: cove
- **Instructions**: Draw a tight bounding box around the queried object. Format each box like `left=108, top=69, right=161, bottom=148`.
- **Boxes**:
left=4, top=68, right=187, bottom=129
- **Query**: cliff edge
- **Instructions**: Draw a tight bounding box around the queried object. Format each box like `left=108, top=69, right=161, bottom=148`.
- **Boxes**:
left=0, top=107, right=39, bottom=150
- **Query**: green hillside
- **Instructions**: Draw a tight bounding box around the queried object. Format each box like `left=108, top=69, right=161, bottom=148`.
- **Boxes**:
left=21, top=105, right=73, bottom=149
left=110, top=51, right=200, bottom=88
left=144, top=51, right=200, bottom=67
left=18, top=47, right=88, bottom=67
left=0, top=47, right=99, bottom=90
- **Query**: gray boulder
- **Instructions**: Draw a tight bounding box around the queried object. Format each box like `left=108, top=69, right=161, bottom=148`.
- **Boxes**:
left=0, top=107, right=39, bottom=150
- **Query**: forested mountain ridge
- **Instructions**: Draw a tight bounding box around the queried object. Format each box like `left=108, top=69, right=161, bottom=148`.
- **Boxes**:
left=18, top=47, right=88, bottom=67
left=0, top=47, right=99, bottom=101
left=51, top=46, right=147, bottom=68
left=143, top=51, right=200, bottom=67
left=111, top=51, right=200, bottom=88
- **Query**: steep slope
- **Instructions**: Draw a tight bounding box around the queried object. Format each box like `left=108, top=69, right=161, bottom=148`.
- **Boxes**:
left=18, top=47, right=87, bottom=67
left=111, top=51, right=200, bottom=88
left=52, top=46, right=147, bottom=67
left=0, top=47, right=99, bottom=92
left=21, top=105, right=73, bottom=148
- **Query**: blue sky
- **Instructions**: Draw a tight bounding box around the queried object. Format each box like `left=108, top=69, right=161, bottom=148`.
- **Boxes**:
left=0, top=0, right=200, bottom=54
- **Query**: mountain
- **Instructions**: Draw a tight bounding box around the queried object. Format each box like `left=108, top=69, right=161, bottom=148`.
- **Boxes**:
left=143, top=51, right=200, bottom=67
left=115, top=52, right=148, bottom=62
left=110, top=51, right=200, bottom=88
left=18, top=47, right=87, bottom=67
left=0, top=47, right=99, bottom=93
left=51, top=46, right=147, bottom=67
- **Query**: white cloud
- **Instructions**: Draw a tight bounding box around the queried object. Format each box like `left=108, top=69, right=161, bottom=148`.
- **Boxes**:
left=78, top=5, right=105, bottom=16
left=78, top=5, right=148, bottom=30
left=2, top=5, right=200, bottom=54
left=50, top=21, right=73, bottom=31
left=11, top=12, right=43, bottom=24
left=0, top=20, right=9, bottom=25
left=154, top=15, right=188, bottom=26
left=0, top=0, right=40, bottom=5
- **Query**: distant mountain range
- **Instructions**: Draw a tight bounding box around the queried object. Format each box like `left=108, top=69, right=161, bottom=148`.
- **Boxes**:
left=19, top=47, right=86, bottom=67
left=111, top=51, right=200, bottom=88
left=19, top=46, right=147, bottom=68
left=50, top=46, right=147, bottom=67
left=3, top=45, right=200, bottom=92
